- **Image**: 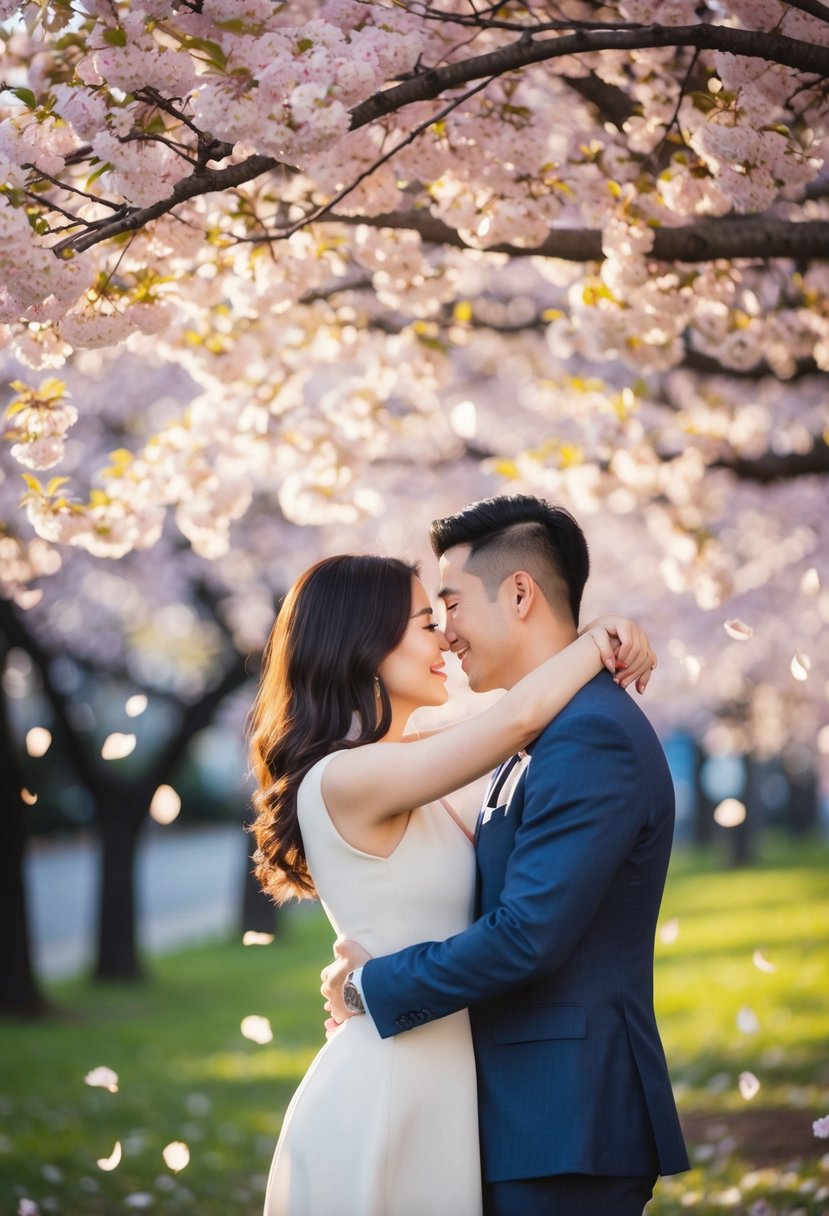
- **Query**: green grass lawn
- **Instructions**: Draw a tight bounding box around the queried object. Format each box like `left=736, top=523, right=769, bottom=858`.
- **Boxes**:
left=1, top=837, right=828, bottom=1215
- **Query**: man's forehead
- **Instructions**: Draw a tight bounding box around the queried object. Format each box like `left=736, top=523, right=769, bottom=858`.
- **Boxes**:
left=438, top=546, right=473, bottom=593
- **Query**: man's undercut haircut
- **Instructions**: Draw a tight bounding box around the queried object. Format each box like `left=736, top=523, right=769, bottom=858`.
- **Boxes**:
left=430, top=495, right=590, bottom=625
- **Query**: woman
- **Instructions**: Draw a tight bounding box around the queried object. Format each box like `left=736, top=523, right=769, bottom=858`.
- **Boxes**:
left=249, top=554, right=654, bottom=1216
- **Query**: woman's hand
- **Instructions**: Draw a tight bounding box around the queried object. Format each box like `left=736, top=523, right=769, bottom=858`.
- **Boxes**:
left=580, top=615, right=657, bottom=695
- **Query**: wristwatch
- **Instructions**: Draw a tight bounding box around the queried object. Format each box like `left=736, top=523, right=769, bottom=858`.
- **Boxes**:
left=343, top=971, right=366, bottom=1015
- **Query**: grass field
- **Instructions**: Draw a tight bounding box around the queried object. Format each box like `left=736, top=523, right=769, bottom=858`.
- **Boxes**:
left=1, top=837, right=828, bottom=1216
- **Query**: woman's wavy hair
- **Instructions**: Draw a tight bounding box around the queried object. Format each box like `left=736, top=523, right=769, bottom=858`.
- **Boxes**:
left=248, top=554, right=419, bottom=903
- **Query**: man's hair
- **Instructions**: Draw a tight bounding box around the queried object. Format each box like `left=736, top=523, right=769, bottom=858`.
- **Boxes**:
left=430, top=495, right=590, bottom=625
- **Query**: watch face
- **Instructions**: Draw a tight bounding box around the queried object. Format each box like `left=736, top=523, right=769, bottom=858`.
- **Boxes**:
left=343, top=979, right=363, bottom=1014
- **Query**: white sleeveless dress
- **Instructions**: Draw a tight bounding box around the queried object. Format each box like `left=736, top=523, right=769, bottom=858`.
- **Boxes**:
left=264, top=753, right=482, bottom=1216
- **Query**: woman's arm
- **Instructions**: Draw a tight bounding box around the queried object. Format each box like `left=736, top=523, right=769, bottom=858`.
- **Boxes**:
left=322, top=627, right=617, bottom=825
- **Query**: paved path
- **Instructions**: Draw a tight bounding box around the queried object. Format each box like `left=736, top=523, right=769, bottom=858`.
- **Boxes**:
left=25, top=823, right=245, bottom=979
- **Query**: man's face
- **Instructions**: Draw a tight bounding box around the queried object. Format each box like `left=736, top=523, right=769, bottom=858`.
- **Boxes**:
left=438, top=545, right=513, bottom=692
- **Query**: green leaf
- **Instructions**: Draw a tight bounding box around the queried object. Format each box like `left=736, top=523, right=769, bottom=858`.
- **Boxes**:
left=12, top=87, right=37, bottom=109
left=102, top=27, right=127, bottom=47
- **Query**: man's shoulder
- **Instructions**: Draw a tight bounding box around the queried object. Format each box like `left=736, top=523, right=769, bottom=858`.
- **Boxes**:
left=530, top=671, right=656, bottom=749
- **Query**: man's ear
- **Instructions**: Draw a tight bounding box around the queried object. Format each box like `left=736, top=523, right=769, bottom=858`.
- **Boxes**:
left=512, top=571, right=535, bottom=619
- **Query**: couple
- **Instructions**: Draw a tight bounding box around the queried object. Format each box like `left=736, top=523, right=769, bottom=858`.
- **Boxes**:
left=249, top=495, right=689, bottom=1216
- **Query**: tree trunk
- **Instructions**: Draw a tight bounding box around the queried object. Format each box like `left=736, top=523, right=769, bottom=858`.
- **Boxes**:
left=93, top=791, right=147, bottom=981
left=691, top=741, right=716, bottom=847
left=0, top=647, right=50, bottom=1017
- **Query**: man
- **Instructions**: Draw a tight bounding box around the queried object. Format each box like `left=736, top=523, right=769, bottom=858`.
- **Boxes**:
left=323, top=494, right=689, bottom=1215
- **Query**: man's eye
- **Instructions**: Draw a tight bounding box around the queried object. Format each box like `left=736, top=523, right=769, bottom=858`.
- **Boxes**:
left=446, top=604, right=458, bottom=613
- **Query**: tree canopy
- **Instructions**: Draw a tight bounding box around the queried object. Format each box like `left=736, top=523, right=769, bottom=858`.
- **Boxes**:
left=1, top=0, right=827, bottom=757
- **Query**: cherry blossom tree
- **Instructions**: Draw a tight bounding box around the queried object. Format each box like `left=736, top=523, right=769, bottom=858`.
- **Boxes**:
left=2, top=1, right=828, bottom=1004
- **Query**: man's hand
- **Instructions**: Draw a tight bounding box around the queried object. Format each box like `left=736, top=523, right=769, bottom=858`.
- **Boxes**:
left=321, top=939, right=372, bottom=1030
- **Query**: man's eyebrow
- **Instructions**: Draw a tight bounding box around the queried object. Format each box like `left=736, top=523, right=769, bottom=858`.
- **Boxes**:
left=437, top=586, right=459, bottom=600
left=410, top=605, right=434, bottom=618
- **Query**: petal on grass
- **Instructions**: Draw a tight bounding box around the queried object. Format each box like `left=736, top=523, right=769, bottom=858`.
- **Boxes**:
left=84, top=1066, right=119, bottom=1092
left=97, top=1140, right=122, bottom=1171
left=242, top=931, right=274, bottom=946
left=162, top=1141, right=190, bottom=1173
left=753, top=949, right=777, bottom=973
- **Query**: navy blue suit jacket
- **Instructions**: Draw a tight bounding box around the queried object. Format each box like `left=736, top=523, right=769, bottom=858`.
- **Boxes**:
left=361, top=671, right=690, bottom=1184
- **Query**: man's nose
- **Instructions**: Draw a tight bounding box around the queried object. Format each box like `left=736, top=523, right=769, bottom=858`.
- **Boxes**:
left=443, top=621, right=458, bottom=645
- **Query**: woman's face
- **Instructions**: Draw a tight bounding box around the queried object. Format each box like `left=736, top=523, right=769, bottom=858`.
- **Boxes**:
left=378, top=577, right=449, bottom=712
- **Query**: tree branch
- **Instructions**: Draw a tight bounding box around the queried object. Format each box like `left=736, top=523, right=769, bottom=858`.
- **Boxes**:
left=350, top=25, right=829, bottom=129
left=53, top=155, right=281, bottom=254
left=45, top=20, right=829, bottom=256
left=326, top=208, right=829, bottom=263
left=712, top=438, right=829, bottom=481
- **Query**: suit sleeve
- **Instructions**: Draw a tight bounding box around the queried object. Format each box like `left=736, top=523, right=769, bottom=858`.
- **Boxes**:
left=361, top=711, right=647, bottom=1038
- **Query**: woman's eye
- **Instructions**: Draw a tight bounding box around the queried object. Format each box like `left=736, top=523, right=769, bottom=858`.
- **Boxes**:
left=424, top=623, right=440, bottom=632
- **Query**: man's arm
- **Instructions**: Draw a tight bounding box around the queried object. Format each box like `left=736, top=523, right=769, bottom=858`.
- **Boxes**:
left=355, top=711, right=648, bottom=1038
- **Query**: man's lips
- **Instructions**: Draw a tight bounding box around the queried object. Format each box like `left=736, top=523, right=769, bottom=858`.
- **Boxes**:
left=455, top=646, right=469, bottom=663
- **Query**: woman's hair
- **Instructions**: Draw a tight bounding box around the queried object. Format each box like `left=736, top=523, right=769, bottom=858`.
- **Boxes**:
left=248, top=553, right=419, bottom=903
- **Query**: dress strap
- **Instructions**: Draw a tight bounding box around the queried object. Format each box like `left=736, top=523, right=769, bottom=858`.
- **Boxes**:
left=438, top=797, right=474, bottom=844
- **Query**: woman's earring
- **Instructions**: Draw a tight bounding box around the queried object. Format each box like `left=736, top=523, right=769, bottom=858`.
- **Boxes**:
left=373, top=675, right=381, bottom=700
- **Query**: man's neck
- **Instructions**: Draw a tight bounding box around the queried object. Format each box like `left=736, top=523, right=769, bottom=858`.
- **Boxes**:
left=500, top=624, right=579, bottom=689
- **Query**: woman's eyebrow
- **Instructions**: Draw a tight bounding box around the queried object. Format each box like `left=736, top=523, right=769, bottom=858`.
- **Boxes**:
left=410, top=606, right=434, bottom=619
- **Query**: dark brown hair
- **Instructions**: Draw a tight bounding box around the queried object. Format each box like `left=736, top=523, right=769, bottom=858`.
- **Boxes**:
left=248, top=554, right=419, bottom=903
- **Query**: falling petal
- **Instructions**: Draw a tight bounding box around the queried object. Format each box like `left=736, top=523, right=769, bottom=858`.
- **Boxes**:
left=736, top=1005, right=760, bottom=1035
left=97, top=1141, right=122, bottom=1171
left=818, top=725, right=829, bottom=756
left=753, top=949, right=777, bottom=973
left=85, top=1066, right=119, bottom=1093
left=659, top=918, right=680, bottom=945
left=813, top=1115, right=829, bottom=1138
left=18, top=1201, right=40, bottom=1216
left=242, top=931, right=275, bottom=946
left=162, top=1141, right=190, bottom=1173
left=724, top=619, right=753, bottom=641
left=25, top=727, right=52, bottom=757
left=150, top=785, right=181, bottom=825
left=124, top=1195, right=154, bottom=1210
left=240, top=1015, right=273, bottom=1045
left=738, top=1071, right=760, bottom=1100
left=683, top=656, right=701, bottom=685
left=801, top=567, right=820, bottom=595
left=101, top=732, right=136, bottom=760
left=20, top=788, right=38, bottom=806
left=125, top=695, right=148, bottom=718
left=791, top=653, right=811, bottom=681
left=713, top=798, right=746, bottom=828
